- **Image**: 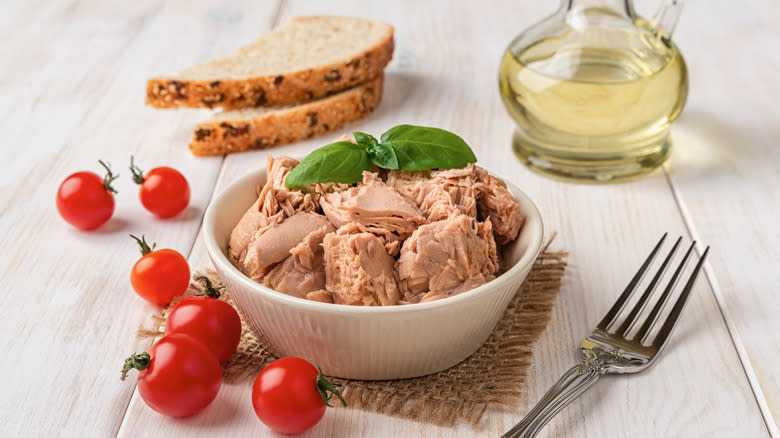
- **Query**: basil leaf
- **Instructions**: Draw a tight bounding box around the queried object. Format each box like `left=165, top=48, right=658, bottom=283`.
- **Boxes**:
left=380, top=125, right=477, bottom=171
left=369, top=142, right=400, bottom=170
left=285, top=141, right=371, bottom=188
left=354, top=131, right=399, bottom=169
left=353, top=131, right=377, bottom=150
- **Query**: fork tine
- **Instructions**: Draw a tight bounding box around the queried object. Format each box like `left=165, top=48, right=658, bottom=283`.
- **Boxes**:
left=634, top=241, right=696, bottom=343
left=614, top=236, right=682, bottom=336
left=597, top=233, right=667, bottom=331
left=651, top=246, right=710, bottom=350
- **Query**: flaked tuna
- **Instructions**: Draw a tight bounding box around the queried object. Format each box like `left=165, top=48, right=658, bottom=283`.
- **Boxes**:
left=387, top=166, right=479, bottom=222
left=384, top=170, right=432, bottom=207
left=320, top=172, right=425, bottom=254
left=228, top=196, right=269, bottom=265
left=243, top=212, right=331, bottom=281
left=258, top=156, right=318, bottom=219
left=388, top=164, right=524, bottom=244
left=387, top=170, right=457, bottom=222
left=396, top=214, right=498, bottom=303
left=323, top=224, right=400, bottom=306
left=305, top=289, right=335, bottom=304
left=429, top=166, right=480, bottom=219
left=264, top=223, right=335, bottom=298
left=473, top=166, right=524, bottom=244
left=229, top=154, right=526, bottom=306
left=228, top=156, right=318, bottom=267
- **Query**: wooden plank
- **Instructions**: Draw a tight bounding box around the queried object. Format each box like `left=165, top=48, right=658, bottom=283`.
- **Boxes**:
left=0, top=0, right=278, bottom=436
left=662, top=0, right=780, bottom=433
left=117, top=1, right=770, bottom=437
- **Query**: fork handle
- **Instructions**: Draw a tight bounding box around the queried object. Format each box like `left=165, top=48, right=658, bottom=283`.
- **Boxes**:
left=502, top=362, right=602, bottom=438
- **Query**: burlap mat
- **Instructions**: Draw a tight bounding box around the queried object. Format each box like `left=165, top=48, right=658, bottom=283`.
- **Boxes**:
left=139, top=237, right=567, bottom=427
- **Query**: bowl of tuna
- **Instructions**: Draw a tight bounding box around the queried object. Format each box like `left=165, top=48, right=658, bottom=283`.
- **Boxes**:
left=203, top=135, right=543, bottom=379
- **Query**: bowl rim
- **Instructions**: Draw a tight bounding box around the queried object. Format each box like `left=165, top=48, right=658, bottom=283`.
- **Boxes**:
left=203, top=165, right=545, bottom=315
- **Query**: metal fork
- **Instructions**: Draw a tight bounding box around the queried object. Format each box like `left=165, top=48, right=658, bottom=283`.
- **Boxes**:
left=503, top=234, right=710, bottom=438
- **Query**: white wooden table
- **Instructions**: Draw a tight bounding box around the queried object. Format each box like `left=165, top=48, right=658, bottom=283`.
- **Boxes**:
left=1, top=0, right=777, bottom=436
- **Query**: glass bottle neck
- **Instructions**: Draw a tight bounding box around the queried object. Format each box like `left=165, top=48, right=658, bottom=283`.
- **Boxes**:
left=561, top=0, right=635, bottom=17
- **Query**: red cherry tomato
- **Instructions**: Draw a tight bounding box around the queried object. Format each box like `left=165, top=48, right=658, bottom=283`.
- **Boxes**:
left=251, top=357, right=346, bottom=434
left=130, top=156, right=190, bottom=218
left=121, top=334, right=222, bottom=417
left=56, top=161, right=118, bottom=230
left=165, top=276, right=242, bottom=363
left=129, top=235, right=190, bottom=306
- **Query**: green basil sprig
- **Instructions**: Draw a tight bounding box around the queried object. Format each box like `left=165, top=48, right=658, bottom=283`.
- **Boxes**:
left=285, top=124, right=476, bottom=188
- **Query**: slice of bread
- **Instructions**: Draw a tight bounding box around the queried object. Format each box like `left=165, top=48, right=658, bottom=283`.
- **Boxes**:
left=190, top=75, right=383, bottom=156
left=147, top=16, right=394, bottom=110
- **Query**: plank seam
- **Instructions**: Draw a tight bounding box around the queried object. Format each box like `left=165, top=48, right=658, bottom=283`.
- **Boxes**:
left=270, top=0, right=287, bottom=29
left=663, top=165, right=779, bottom=437
left=112, top=159, right=225, bottom=437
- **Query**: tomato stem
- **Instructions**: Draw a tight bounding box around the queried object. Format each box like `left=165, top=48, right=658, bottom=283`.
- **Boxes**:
left=315, top=366, right=347, bottom=407
left=194, top=276, right=224, bottom=299
left=120, top=352, right=151, bottom=381
left=98, top=160, right=119, bottom=194
left=129, top=234, right=157, bottom=256
left=129, top=155, right=146, bottom=184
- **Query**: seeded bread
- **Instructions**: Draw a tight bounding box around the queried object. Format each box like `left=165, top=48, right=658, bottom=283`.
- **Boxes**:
left=190, top=75, right=383, bottom=156
left=147, top=16, right=394, bottom=110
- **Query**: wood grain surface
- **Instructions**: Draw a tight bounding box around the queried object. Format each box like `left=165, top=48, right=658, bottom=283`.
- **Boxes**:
left=0, top=0, right=777, bottom=437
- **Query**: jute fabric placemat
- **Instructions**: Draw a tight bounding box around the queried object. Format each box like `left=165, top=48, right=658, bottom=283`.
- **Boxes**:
left=139, top=237, right=567, bottom=427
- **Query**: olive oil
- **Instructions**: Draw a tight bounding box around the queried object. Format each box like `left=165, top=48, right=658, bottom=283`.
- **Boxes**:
left=499, top=28, right=688, bottom=182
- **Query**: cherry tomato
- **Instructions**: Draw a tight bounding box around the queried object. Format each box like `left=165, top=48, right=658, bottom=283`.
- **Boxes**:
left=130, top=156, right=190, bottom=218
left=165, top=276, right=242, bottom=363
left=251, top=357, right=346, bottom=434
left=129, top=234, right=190, bottom=306
left=56, top=160, right=118, bottom=230
left=121, top=333, right=222, bottom=417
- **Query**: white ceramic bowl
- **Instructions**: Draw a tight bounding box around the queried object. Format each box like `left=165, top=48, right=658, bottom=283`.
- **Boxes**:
left=203, top=167, right=544, bottom=380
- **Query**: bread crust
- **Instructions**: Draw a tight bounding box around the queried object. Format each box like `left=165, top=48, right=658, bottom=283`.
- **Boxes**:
left=189, top=75, right=383, bottom=156
left=147, top=24, right=393, bottom=110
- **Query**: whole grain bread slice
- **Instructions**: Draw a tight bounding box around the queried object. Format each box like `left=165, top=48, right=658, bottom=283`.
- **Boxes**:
left=147, top=16, right=393, bottom=110
left=190, top=75, right=383, bottom=156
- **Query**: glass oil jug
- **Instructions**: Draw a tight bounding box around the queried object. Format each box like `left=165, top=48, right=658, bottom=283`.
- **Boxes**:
left=499, top=0, right=688, bottom=182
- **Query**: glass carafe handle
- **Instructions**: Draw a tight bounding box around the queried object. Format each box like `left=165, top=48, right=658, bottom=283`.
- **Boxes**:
left=653, top=0, right=684, bottom=38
